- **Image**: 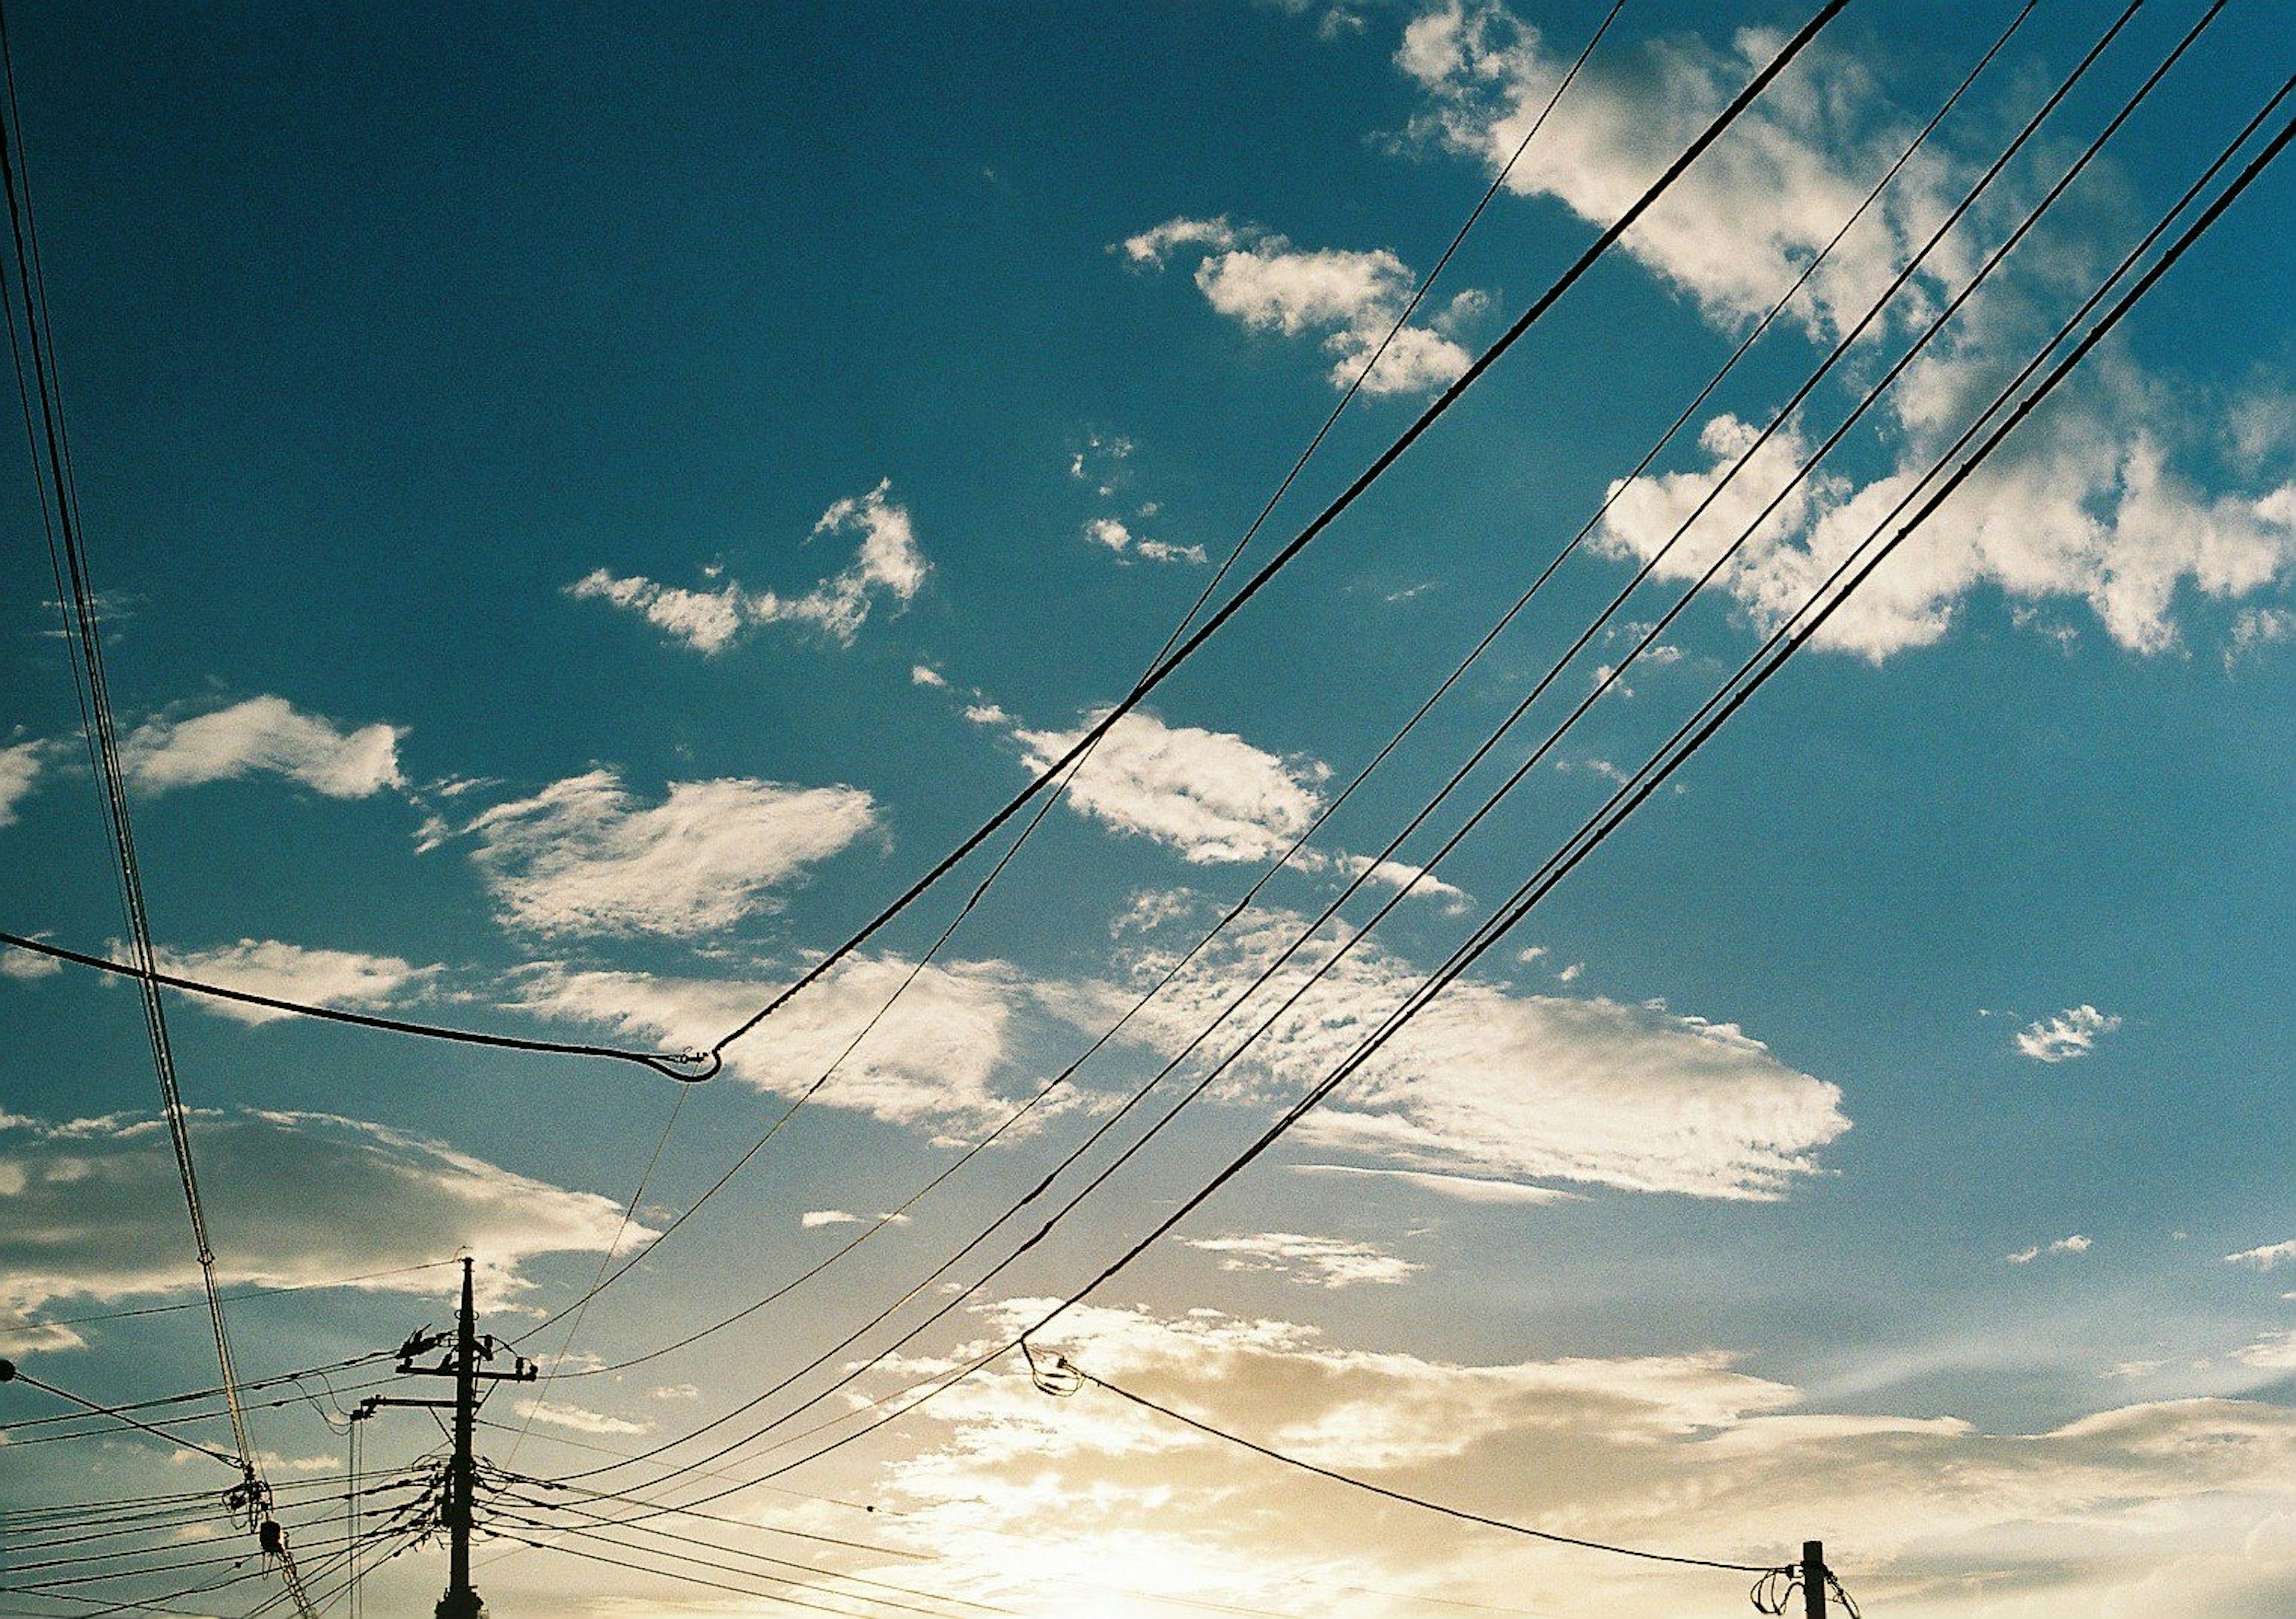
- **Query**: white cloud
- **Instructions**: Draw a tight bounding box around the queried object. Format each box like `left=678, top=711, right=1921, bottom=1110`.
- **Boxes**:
left=872, top=1298, right=2296, bottom=1619
left=1012, top=709, right=1328, bottom=865
left=1133, top=539, right=1209, bottom=565
left=0, top=1107, right=651, bottom=1348
left=911, top=664, right=949, bottom=688
left=511, top=953, right=1120, bottom=1140
left=802, top=1209, right=861, bottom=1228
left=140, top=938, right=441, bottom=1027
left=2015, top=1004, right=2121, bottom=1064
left=2227, top=605, right=2295, bottom=671
left=2008, top=1235, right=2093, bottom=1265
left=2226, top=1241, right=2296, bottom=1272
left=1126, top=216, right=1475, bottom=396
left=465, top=769, right=878, bottom=938
left=1180, top=1231, right=1420, bottom=1288
left=121, top=696, right=405, bottom=798
left=1, top=936, right=62, bottom=981
left=649, top=1383, right=700, bottom=1401
left=569, top=479, right=929, bottom=652
left=1290, top=1163, right=1577, bottom=1205
left=0, top=738, right=51, bottom=827
left=1123, top=909, right=1846, bottom=1199
left=1084, top=514, right=1205, bottom=567
left=508, top=1398, right=651, bottom=1437
left=1405, top=4, right=2296, bottom=659
left=1086, top=517, right=1132, bottom=552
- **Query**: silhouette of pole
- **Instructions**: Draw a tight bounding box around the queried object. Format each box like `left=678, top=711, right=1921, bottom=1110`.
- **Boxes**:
left=1802, top=1541, right=1826, bottom=1618
left=356, top=1257, right=535, bottom=1619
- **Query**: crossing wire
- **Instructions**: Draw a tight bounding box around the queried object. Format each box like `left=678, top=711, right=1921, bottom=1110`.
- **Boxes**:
left=547, top=47, right=2294, bottom=1516
left=523, top=0, right=2037, bottom=1384
left=533, top=0, right=2130, bottom=1491
left=699, top=0, right=1851, bottom=1067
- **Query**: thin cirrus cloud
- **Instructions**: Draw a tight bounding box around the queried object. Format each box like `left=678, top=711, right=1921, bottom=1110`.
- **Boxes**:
left=1401, top=1, right=2296, bottom=661
left=569, top=479, right=929, bottom=653
left=0, top=1107, right=652, bottom=1352
left=119, top=695, right=405, bottom=798
left=462, top=769, right=880, bottom=939
left=870, top=1297, right=2296, bottom=1618
left=1179, top=1232, right=1421, bottom=1289
left=1122, top=215, right=1482, bottom=397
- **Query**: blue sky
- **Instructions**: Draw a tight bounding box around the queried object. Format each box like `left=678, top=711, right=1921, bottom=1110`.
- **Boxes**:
left=4, top=2, right=2295, bottom=1616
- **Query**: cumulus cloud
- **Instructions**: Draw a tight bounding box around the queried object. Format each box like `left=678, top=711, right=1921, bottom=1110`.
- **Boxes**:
left=511, top=952, right=1120, bottom=1138
left=569, top=479, right=929, bottom=653
left=0, top=1107, right=650, bottom=1349
left=2015, top=1004, right=2121, bottom=1064
left=1125, top=215, right=1477, bottom=396
left=911, top=664, right=949, bottom=688
left=1180, top=1232, right=1420, bottom=1288
left=465, top=769, right=878, bottom=938
left=121, top=696, right=404, bottom=798
left=1403, top=3, right=2296, bottom=658
left=139, top=938, right=441, bottom=1026
left=1122, top=908, right=1846, bottom=1199
left=869, top=1298, right=2296, bottom=1619
left=1012, top=710, right=1329, bottom=865
left=0, top=738, right=51, bottom=827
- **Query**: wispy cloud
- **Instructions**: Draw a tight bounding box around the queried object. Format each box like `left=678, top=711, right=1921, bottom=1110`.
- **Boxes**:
left=570, top=479, right=929, bottom=653
left=1125, top=908, right=1847, bottom=1199
left=121, top=696, right=405, bottom=798
left=2015, top=1005, right=2121, bottom=1064
left=1180, top=1231, right=1421, bottom=1288
left=465, top=769, right=878, bottom=938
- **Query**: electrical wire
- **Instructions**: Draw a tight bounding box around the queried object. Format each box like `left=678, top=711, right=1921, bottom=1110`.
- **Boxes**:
left=552, top=45, right=2293, bottom=1514
left=534, top=0, right=2127, bottom=1493
left=0, top=931, right=716, bottom=1082
left=1057, top=1357, right=1783, bottom=1575
left=697, top=0, right=1852, bottom=1068
left=519, top=0, right=2035, bottom=1389
left=2, top=1260, right=456, bottom=1334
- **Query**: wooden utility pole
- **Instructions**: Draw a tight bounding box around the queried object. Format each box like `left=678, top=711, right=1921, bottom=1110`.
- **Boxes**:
left=357, top=1258, right=535, bottom=1619
left=1802, top=1540, right=1827, bottom=1618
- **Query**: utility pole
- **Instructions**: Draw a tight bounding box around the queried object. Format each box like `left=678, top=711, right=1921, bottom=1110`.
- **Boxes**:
left=1802, top=1540, right=1827, bottom=1618
left=356, top=1258, right=536, bottom=1619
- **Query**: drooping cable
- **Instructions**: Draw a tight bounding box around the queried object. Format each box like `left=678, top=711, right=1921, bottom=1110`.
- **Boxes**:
left=1056, top=1357, right=1783, bottom=1575
left=0, top=930, right=717, bottom=1082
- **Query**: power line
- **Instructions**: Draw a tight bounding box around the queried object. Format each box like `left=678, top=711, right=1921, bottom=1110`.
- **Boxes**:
left=697, top=0, right=1852, bottom=1067
left=2, top=1258, right=457, bottom=1333
left=556, top=47, right=2294, bottom=1514
left=1050, top=1355, right=1782, bottom=1575
left=526, top=0, right=2035, bottom=1398
left=535, top=0, right=2123, bottom=1494
left=0, top=930, right=716, bottom=1082
left=502, top=0, right=1633, bottom=1351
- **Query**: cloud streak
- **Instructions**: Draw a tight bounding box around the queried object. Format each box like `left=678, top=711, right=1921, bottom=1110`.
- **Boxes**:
left=121, top=696, right=405, bottom=798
